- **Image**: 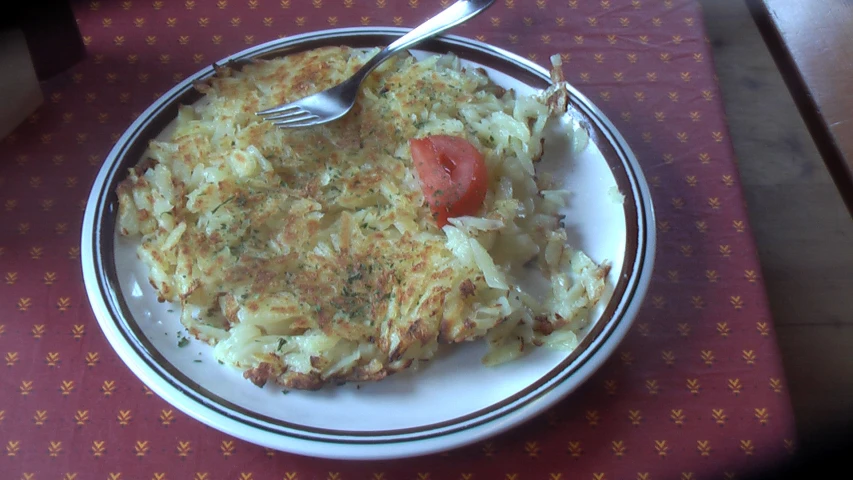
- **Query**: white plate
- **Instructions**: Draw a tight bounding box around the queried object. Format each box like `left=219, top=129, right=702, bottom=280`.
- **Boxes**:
left=82, top=27, right=655, bottom=460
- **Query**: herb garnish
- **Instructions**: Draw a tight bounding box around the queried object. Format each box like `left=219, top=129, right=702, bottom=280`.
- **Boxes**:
left=212, top=195, right=235, bottom=214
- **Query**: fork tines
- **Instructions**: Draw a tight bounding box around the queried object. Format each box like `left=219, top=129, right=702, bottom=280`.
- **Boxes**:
left=257, top=106, right=320, bottom=128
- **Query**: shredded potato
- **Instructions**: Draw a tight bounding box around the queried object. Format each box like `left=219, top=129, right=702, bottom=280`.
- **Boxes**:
left=116, top=46, right=609, bottom=390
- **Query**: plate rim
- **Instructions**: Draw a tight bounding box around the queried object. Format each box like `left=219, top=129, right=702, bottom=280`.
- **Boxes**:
left=81, top=26, right=656, bottom=460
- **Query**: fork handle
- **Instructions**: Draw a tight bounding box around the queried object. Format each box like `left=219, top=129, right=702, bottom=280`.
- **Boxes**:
left=353, top=0, right=496, bottom=80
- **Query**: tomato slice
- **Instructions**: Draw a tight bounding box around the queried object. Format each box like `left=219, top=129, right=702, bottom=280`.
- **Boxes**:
left=409, top=135, right=488, bottom=227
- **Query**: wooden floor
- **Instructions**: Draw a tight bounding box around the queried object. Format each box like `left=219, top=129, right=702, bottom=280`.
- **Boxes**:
left=698, top=0, right=853, bottom=444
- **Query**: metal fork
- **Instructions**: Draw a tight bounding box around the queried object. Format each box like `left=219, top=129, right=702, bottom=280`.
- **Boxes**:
left=256, top=0, right=496, bottom=128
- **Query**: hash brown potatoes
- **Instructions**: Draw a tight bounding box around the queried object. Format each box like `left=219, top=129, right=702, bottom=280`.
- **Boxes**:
left=116, top=46, right=608, bottom=390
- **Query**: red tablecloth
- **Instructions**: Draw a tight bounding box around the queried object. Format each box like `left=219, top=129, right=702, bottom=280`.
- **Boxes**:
left=0, top=0, right=796, bottom=478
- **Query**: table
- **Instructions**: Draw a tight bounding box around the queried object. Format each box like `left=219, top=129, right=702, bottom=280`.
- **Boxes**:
left=748, top=0, right=853, bottom=214
left=699, top=0, right=853, bottom=445
left=0, top=0, right=796, bottom=478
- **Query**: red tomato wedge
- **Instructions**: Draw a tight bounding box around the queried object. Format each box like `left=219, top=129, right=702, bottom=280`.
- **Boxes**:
left=409, top=135, right=488, bottom=228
